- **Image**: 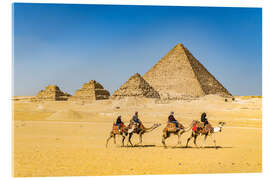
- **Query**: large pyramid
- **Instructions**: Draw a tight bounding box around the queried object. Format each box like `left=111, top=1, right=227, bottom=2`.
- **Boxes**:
left=112, top=73, right=160, bottom=99
left=143, top=43, right=231, bottom=99
left=69, top=80, right=110, bottom=101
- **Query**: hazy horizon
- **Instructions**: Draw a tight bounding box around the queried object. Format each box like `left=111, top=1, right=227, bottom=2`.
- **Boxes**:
left=13, top=4, right=262, bottom=96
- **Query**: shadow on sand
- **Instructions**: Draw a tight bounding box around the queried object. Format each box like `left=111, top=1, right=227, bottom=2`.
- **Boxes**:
left=172, top=146, right=233, bottom=149
left=122, top=144, right=156, bottom=148
left=117, top=145, right=233, bottom=149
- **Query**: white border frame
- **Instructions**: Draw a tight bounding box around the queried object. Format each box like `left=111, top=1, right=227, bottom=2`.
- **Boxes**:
left=1, top=0, right=268, bottom=179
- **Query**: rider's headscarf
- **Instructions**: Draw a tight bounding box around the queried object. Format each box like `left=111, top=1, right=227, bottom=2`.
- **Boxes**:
left=201, top=112, right=206, bottom=120
left=170, top=112, right=174, bottom=115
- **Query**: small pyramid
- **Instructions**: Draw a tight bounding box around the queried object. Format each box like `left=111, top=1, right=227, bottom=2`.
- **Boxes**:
left=112, top=73, right=160, bottom=99
left=143, top=43, right=231, bottom=98
left=36, top=85, right=71, bottom=101
left=69, top=80, right=110, bottom=101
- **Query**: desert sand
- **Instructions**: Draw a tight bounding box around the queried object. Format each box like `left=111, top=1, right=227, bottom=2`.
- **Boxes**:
left=13, top=95, right=262, bottom=177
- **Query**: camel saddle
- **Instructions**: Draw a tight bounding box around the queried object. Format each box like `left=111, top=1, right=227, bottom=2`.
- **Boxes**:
left=193, top=123, right=213, bottom=133
left=112, top=123, right=126, bottom=134
left=167, top=123, right=177, bottom=132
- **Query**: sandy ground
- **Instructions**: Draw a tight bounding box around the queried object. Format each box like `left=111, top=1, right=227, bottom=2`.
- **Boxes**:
left=13, top=95, right=262, bottom=177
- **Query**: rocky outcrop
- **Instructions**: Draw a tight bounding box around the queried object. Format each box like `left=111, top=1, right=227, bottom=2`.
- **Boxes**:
left=69, top=80, right=110, bottom=102
left=112, top=73, right=160, bottom=99
left=35, top=85, right=71, bottom=101
left=143, top=43, right=231, bottom=99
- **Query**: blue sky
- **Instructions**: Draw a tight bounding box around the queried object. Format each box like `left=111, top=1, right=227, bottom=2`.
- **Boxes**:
left=13, top=3, right=262, bottom=96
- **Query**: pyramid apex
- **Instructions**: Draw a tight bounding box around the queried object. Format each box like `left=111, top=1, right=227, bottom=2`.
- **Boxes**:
left=131, top=73, right=141, bottom=78
left=45, top=85, right=60, bottom=91
left=89, top=80, right=96, bottom=84
left=175, top=43, right=185, bottom=49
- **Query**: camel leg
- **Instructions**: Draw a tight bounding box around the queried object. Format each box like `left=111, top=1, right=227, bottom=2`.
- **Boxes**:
left=162, top=136, right=167, bottom=148
left=178, top=131, right=184, bottom=145
left=128, top=133, right=133, bottom=147
left=212, top=134, right=217, bottom=148
left=162, top=131, right=169, bottom=148
left=106, top=132, right=114, bottom=148
left=186, top=133, right=193, bottom=147
left=138, top=133, right=143, bottom=146
left=121, top=135, right=126, bottom=147
left=113, top=134, right=116, bottom=144
left=193, top=134, right=198, bottom=147
left=202, top=134, right=208, bottom=148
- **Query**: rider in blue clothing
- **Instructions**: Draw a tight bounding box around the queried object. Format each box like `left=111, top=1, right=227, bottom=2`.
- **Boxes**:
left=132, top=111, right=141, bottom=129
left=116, top=115, right=123, bottom=131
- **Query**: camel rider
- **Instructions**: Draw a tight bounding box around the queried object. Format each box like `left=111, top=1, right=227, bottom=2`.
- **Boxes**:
left=116, top=115, right=123, bottom=131
left=132, top=111, right=141, bottom=129
left=168, top=112, right=179, bottom=129
left=201, top=112, right=209, bottom=127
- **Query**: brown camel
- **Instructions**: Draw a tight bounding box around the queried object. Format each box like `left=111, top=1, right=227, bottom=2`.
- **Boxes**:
left=185, top=121, right=226, bottom=148
left=161, top=122, right=192, bottom=148
left=106, top=123, right=130, bottom=148
left=127, top=121, right=161, bottom=147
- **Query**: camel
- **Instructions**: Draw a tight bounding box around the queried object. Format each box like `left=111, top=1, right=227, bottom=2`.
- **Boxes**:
left=106, top=123, right=130, bottom=148
left=185, top=121, right=226, bottom=148
left=127, top=121, right=161, bottom=147
left=161, top=122, right=192, bottom=148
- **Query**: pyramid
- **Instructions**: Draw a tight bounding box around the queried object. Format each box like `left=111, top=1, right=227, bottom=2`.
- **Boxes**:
left=35, top=85, right=71, bottom=101
left=143, top=43, right=231, bottom=99
left=69, top=80, right=110, bottom=101
left=112, top=73, right=160, bottom=99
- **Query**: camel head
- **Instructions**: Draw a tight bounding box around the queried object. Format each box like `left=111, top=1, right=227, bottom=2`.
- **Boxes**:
left=153, top=123, right=161, bottom=128
left=214, top=122, right=226, bottom=133
left=218, top=122, right=226, bottom=127
left=154, top=123, right=161, bottom=127
left=145, top=123, right=161, bottom=132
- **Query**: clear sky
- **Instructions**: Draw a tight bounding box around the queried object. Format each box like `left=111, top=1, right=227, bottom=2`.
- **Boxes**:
left=13, top=3, right=262, bottom=96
